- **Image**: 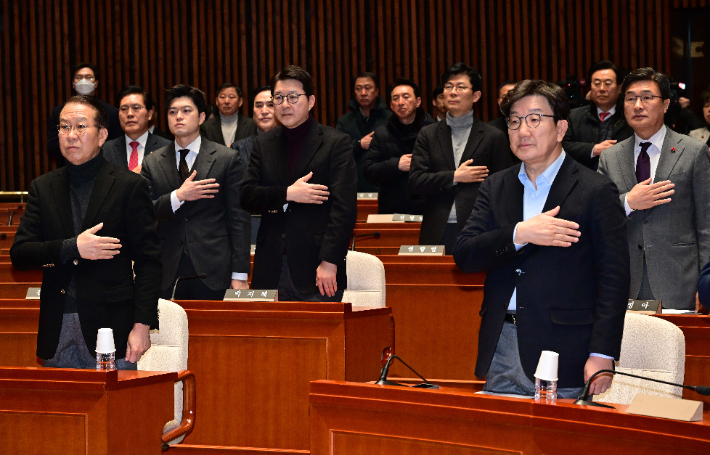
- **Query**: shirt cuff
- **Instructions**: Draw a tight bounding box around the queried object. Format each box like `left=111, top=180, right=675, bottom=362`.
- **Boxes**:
left=590, top=353, right=614, bottom=360
left=231, top=273, right=248, bottom=281
left=171, top=190, right=185, bottom=212
left=590, top=145, right=596, bottom=158
left=512, top=223, right=527, bottom=251
left=623, top=195, right=634, bottom=216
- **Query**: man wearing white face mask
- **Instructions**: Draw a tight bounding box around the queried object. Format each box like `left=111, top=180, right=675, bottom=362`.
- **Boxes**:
left=47, top=63, right=122, bottom=163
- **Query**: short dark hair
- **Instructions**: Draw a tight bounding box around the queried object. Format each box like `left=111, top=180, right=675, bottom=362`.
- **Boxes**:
left=61, top=95, right=108, bottom=129
left=72, top=62, right=99, bottom=81
left=388, top=78, right=421, bottom=98
left=621, top=67, right=671, bottom=100
left=352, top=72, right=380, bottom=91
left=441, top=62, right=482, bottom=92
left=701, top=86, right=710, bottom=106
left=587, top=60, right=621, bottom=85
left=216, top=82, right=243, bottom=98
left=117, top=85, right=155, bottom=111
left=252, top=85, right=272, bottom=100
left=165, top=84, right=208, bottom=114
left=501, top=79, right=570, bottom=122
left=431, top=84, right=444, bottom=99
left=497, top=80, right=517, bottom=96
left=271, top=65, right=314, bottom=98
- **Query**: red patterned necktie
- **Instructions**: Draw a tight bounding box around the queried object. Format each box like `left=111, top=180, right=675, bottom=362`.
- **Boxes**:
left=128, top=141, right=140, bottom=170
left=599, top=112, right=610, bottom=122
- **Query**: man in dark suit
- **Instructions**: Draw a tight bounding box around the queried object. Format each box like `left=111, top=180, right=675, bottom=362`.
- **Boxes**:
left=563, top=61, right=633, bottom=170
left=47, top=63, right=122, bottom=164
left=141, top=85, right=251, bottom=300
left=453, top=80, right=629, bottom=397
left=241, top=65, right=357, bottom=302
left=410, top=63, right=512, bottom=253
left=103, top=86, right=171, bottom=172
left=200, top=83, right=257, bottom=147
left=231, top=85, right=280, bottom=169
left=12, top=95, right=161, bottom=369
left=362, top=77, right=434, bottom=214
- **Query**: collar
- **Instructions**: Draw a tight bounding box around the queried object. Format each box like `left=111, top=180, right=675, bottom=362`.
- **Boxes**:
left=446, top=109, right=474, bottom=128
left=519, top=150, right=567, bottom=188
left=220, top=112, right=239, bottom=124
left=634, top=124, right=666, bottom=151
left=126, top=130, right=149, bottom=148
left=67, top=150, right=104, bottom=184
left=283, top=116, right=314, bottom=141
left=175, top=135, right=202, bottom=154
left=596, top=105, right=617, bottom=117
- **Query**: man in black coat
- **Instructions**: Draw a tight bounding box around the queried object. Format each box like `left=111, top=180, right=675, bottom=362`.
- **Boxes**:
left=409, top=63, right=512, bottom=253
left=141, top=85, right=251, bottom=300
left=12, top=95, right=161, bottom=369
left=563, top=61, right=633, bottom=170
left=103, top=86, right=170, bottom=172
left=47, top=63, right=122, bottom=164
left=363, top=77, right=434, bottom=214
left=200, top=83, right=258, bottom=147
left=241, top=66, right=357, bottom=302
left=453, top=80, right=629, bottom=397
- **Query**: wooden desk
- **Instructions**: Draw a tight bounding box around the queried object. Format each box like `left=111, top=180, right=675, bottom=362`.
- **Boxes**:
left=310, top=380, right=710, bottom=455
left=0, top=367, right=176, bottom=455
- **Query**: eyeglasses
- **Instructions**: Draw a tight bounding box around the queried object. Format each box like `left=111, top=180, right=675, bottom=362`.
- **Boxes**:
left=73, top=75, right=96, bottom=82
left=119, top=104, right=146, bottom=113
left=443, top=84, right=471, bottom=93
left=506, top=113, right=555, bottom=130
left=591, top=80, right=615, bottom=88
left=57, top=124, right=98, bottom=135
left=624, top=94, right=663, bottom=105
left=273, top=93, right=307, bottom=105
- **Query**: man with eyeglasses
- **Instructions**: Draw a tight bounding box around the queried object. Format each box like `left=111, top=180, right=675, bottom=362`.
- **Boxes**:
left=599, top=67, right=710, bottom=310
left=409, top=62, right=512, bottom=254
left=201, top=83, right=257, bottom=147
left=241, top=65, right=357, bottom=302
left=103, top=86, right=171, bottom=173
left=12, top=95, right=161, bottom=370
left=141, top=84, right=251, bottom=300
left=563, top=61, right=633, bottom=170
left=47, top=63, right=122, bottom=164
left=453, top=80, right=629, bottom=399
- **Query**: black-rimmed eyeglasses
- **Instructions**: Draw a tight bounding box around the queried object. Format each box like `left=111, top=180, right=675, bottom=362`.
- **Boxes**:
left=506, top=113, right=555, bottom=130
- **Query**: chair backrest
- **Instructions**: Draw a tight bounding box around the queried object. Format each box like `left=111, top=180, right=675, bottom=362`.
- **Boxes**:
left=137, top=298, right=189, bottom=444
left=596, top=313, right=685, bottom=405
left=341, top=250, right=386, bottom=308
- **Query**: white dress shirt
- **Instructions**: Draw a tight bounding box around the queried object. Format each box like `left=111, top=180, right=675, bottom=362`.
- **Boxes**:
left=125, top=131, right=149, bottom=167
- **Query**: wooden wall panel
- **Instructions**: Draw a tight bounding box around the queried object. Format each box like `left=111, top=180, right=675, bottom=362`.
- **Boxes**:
left=0, top=0, right=699, bottom=190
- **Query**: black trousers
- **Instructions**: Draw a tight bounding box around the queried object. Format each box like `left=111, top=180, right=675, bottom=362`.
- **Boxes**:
left=277, top=256, right=344, bottom=302
left=161, top=252, right=226, bottom=301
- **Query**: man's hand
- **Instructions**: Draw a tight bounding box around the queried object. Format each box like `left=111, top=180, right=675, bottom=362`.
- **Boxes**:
left=696, top=292, right=709, bottom=314
left=175, top=171, right=220, bottom=202
left=315, top=260, right=338, bottom=297
left=453, top=159, right=489, bottom=183
left=360, top=132, right=375, bottom=150
left=679, top=97, right=691, bottom=109
left=398, top=154, right=412, bottom=172
left=77, top=223, right=121, bottom=260
left=514, top=206, right=580, bottom=247
left=125, top=323, right=151, bottom=363
left=626, top=178, right=674, bottom=211
left=286, top=172, right=329, bottom=204
left=592, top=139, right=617, bottom=157
left=584, top=356, right=614, bottom=395
left=131, top=165, right=142, bottom=174
left=230, top=279, right=249, bottom=290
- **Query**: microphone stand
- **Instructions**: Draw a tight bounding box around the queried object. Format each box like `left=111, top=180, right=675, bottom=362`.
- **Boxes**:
left=376, top=355, right=439, bottom=389
left=351, top=231, right=380, bottom=251
left=171, top=274, right=207, bottom=300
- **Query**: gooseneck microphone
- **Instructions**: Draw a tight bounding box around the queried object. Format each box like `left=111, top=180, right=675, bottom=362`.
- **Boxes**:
left=376, top=355, right=439, bottom=389
left=171, top=274, right=207, bottom=300
left=574, top=369, right=710, bottom=409
left=351, top=231, right=380, bottom=251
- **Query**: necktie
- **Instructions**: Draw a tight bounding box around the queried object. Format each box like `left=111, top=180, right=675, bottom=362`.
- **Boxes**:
left=636, top=142, right=652, bottom=183
left=599, top=112, right=610, bottom=122
left=128, top=141, right=140, bottom=170
left=179, top=149, right=190, bottom=182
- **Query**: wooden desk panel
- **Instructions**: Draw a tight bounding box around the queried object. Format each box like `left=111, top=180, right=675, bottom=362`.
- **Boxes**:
left=351, top=227, right=420, bottom=247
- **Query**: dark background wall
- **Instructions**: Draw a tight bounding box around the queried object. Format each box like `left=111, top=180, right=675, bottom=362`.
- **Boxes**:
left=0, top=0, right=703, bottom=190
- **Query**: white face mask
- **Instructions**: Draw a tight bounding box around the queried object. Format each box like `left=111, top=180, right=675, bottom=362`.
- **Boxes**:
left=74, top=79, right=96, bottom=96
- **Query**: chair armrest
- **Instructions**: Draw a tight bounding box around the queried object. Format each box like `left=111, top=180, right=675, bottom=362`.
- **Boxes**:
left=162, top=370, right=196, bottom=444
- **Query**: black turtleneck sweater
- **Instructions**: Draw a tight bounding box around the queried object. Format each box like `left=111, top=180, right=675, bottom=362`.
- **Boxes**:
left=60, top=151, right=104, bottom=312
left=283, top=116, right=314, bottom=177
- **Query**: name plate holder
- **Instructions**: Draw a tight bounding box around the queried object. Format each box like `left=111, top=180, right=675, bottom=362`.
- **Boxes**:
left=392, top=214, right=423, bottom=223
left=626, top=299, right=662, bottom=314
left=626, top=394, right=703, bottom=422
left=25, top=287, right=41, bottom=300
left=357, top=192, right=378, bottom=200
left=224, top=289, right=278, bottom=302
left=398, top=245, right=445, bottom=256
left=250, top=245, right=256, bottom=255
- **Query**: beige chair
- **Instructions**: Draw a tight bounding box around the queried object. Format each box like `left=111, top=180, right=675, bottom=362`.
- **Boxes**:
left=596, top=313, right=685, bottom=405
left=341, top=250, right=386, bottom=308
left=137, top=298, right=195, bottom=445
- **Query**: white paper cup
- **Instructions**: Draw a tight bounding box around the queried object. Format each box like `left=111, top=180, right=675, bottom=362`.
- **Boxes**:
left=96, top=328, right=116, bottom=354
left=534, top=350, right=559, bottom=381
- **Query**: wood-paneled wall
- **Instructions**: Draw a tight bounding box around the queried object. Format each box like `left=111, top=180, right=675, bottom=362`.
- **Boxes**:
left=0, top=0, right=687, bottom=190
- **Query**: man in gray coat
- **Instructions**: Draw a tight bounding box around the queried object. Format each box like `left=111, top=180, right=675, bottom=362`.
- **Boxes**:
left=599, top=67, right=710, bottom=310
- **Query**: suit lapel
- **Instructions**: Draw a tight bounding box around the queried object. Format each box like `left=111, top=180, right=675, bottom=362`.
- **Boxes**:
left=193, top=138, right=217, bottom=180
left=292, top=121, right=324, bottom=179
left=459, top=117, right=484, bottom=163
left=81, top=161, right=116, bottom=230
left=145, top=133, right=159, bottom=155
left=436, top=121, right=456, bottom=170
left=541, top=156, right=579, bottom=213
left=616, top=137, right=638, bottom=192
left=117, top=136, right=128, bottom=167
left=50, top=168, right=75, bottom=238
left=158, top=143, right=183, bottom=190
left=504, top=168, right=524, bottom=225
left=654, top=129, right=683, bottom=182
